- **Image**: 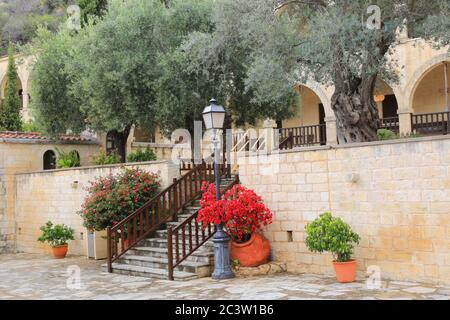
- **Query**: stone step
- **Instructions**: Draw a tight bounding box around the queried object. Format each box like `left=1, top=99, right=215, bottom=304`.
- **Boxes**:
left=138, top=237, right=214, bottom=249
left=117, top=254, right=212, bottom=276
left=127, top=246, right=213, bottom=263
left=105, top=175, right=237, bottom=279
left=155, top=228, right=207, bottom=239
left=102, top=263, right=198, bottom=280
left=184, top=206, right=201, bottom=213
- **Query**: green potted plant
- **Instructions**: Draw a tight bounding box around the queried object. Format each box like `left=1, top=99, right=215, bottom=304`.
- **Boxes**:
left=37, top=221, right=75, bottom=259
left=305, top=212, right=360, bottom=283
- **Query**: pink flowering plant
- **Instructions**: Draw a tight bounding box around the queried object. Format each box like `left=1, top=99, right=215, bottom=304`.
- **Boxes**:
left=79, top=167, right=160, bottom=231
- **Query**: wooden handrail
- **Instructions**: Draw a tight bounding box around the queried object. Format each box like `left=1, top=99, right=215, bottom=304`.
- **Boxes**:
left=106, top=161, right=230, bottom=272
left=167, top=174, right=240, bottom=280
left=279, top=124, right=326, bottom=149
left=411, top=111, right=450, bottom=135
left=380, top=117, right=400, bottom=133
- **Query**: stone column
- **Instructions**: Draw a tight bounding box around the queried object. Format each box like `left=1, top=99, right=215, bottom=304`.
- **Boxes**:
left=325, top=116, right=338, bottom=145
left=21, top=89, right=30, bottom=122
left=263, top=118, right=277, bottom=152
left=126, top=125, right=136, bottom=156
left=398, top=109, right=412, bottom=136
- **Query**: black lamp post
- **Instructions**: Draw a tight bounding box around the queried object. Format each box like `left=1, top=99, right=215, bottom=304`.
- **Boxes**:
left=202, top=98, right=234, bottom=280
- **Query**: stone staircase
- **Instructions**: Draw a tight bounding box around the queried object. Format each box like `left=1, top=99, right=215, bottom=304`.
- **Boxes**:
left=102, top=176, right=237, bottom=280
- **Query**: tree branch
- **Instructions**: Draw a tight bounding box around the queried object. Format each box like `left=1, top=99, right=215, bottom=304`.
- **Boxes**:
left=274, top=0, right=327, bottom=12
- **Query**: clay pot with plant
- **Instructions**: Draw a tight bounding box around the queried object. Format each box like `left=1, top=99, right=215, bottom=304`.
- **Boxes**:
left=197, top=183, right=273, bottom=268
left=305, top=212, right=360, bottom=283
left=37, top=221, right=75, bottom=259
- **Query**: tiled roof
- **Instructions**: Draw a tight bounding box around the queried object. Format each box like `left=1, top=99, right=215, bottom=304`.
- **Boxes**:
left=0, top=131, right=95, bottom=143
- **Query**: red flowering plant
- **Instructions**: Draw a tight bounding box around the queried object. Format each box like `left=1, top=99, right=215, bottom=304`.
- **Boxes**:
left=196, top=182, right=273, bottom=243
left=78, top=167, right=160, bottom=232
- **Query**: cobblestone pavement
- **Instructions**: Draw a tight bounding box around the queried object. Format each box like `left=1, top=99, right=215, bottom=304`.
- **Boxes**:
left=0, top=254, right=449, bottom=300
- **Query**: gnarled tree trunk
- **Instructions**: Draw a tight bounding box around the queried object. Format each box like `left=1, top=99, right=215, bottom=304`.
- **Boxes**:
left=331, top=76, right=380, bottom=143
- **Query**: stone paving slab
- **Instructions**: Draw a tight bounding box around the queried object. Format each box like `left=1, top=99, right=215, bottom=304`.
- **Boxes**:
left=0, top=253, right=449, bottom=300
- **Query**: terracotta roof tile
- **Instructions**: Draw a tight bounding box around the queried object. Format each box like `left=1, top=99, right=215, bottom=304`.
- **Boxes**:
left=0, top=131, right=94, bottom=142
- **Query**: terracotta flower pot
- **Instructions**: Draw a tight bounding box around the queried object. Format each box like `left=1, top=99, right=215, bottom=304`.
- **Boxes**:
left=52, top=244, right=68, bottom=259
left=333, top=260, right=357, bottom=283
left=230, top=233, right=270, bottom=267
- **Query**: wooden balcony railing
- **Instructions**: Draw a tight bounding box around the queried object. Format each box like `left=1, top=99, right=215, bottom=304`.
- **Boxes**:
left=106, top=162, right=230, bottom=272
left=412, top=111, right=450, bottom=135
left=167, top=174, right=239, bottom=280
left=380, top=117, right=399, bottom=133
left=279, top=124, right=327, bottom=150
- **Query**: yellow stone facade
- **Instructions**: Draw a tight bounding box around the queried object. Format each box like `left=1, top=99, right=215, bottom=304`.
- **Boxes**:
left=13, top=161, right=179, bottom=256
left=237, top=135, right=450, bottom=285
left=0, top=140, right=100, bottom=252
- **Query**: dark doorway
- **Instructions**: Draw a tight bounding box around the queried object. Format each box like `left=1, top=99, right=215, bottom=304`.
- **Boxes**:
left=106, top=131, right=117, bottom=154
left=382, top=94, right=399, bottom=118
left=276, top=119, right=283, bottom=129
left=319, top=103, right=327, bottom=145
left=43, top=150, right=56, bottom=170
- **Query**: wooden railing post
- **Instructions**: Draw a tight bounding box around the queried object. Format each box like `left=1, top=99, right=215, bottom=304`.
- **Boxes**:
left=107, top=227, right=112, bottom=273
left=288, top=131, right=294, bottom=149
left=446, top=112, right=450, bottom=135
left=167, top=226, right=174, bottom=280
left=172, top=178, right=178, bottom=220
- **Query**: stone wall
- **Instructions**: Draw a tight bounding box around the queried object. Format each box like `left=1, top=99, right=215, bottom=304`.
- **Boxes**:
left=13, top=161, right=179, bottom=256
left=0, top=141, right=100, bottom=253
left=238, top=136, right=450, bottom=285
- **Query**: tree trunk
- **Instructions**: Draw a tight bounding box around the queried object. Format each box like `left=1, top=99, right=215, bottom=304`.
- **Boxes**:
left=331, top=77, right=380, bottom=143
left=107, top=125, right=132, bottom=163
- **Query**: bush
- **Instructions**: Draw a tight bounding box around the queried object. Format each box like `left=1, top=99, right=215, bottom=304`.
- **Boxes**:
left=377, top=129, right=397, bottom=141
left=79, top=167, right=161, bottom=231
left=127, top=147, right=157, bottom=163
left=92, top=149, right=121, bottom=165
left=55, top=148, right=81, bottom=168
left=197, top=183, right=273, bottom=243
left=37, top=221, right=74, bottom=247
left=305, top=212, right=360, bottom=262
left=21, top=121, right=40, bottom=132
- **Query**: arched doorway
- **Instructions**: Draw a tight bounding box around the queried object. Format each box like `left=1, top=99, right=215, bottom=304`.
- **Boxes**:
left=43, top=150, right=56, bottom=170
left=279, top=85, right=328, bottom=148
left=374, top=78, right=399, bottom=133
left=411, top=61, right=450, bottom=135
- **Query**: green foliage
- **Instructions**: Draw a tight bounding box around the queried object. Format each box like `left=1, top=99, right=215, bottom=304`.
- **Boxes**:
left=0, top=46, right=22, bottom=131
left=21, top=120, right=40, bottom=132
left=377, top=129, right=398, bottom=141
left=28, top=28, right=86, bottom=137
left=171, top=0, right=298, bottom=129
left=37, top=221, right=75, bottom=247
left=55, top=147, right=81, bottom=168
left=76, top=0, right=108, bottom=26
left=127, top=148, right=157, bottom=163
left=91, top=149, right=121, bottom=165
left=28, top=0, right=450, bottom=142
left=0, top=0, right=70, bottom=55
left=305, top=212, right=360, bottom=263
left=79, top=167, right=161, bottom=231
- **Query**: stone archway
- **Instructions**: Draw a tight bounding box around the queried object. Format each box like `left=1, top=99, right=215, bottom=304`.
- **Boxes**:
left=405, top=53, right=450, bottom=112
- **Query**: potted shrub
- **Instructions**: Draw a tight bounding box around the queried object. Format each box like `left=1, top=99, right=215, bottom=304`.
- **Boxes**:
left=197, top=183, right=273, bottom=267
left=37, top=221, right=75, bottom=259
left=305, top=212, right=360, bottom=283
left=78, top=168, right=160, bottom=255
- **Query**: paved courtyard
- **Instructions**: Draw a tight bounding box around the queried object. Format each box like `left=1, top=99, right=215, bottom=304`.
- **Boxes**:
left=0, top=253, right=449, bottom=300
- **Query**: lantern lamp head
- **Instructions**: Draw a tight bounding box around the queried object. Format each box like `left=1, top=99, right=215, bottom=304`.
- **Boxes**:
left=202, top=98, right=225, bottom=130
